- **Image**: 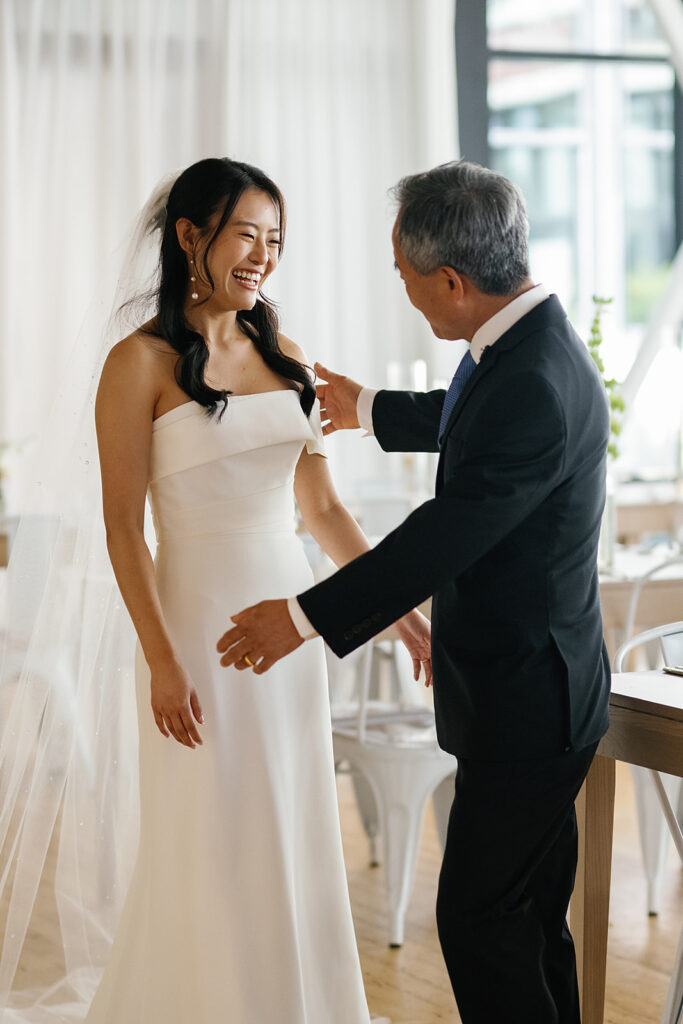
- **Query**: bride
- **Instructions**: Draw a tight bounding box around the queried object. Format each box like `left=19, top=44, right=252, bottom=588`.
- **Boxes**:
left=83, top=156, right=431, bottom=1022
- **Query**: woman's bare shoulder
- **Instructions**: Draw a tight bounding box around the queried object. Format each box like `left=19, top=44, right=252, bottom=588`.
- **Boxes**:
left=278, top=332, right=311, bottom=370
left=106, top=321, right=175, bottom=370
left=98, top=325, right=178, bottom=418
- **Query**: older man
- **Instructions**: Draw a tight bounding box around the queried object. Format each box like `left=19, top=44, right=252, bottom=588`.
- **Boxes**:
left=218, top=160, right=610, bottom=1024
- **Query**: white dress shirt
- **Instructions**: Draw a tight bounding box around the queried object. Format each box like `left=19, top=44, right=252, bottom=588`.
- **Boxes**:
left=357, top=283, right=549, bottom=435
left=288, top=283, right=550, bottom=639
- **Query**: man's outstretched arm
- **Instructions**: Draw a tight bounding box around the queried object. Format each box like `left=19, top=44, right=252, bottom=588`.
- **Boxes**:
left=315, top=362, right=444, bottom=453
left=217, top=371, right=567, bottom=668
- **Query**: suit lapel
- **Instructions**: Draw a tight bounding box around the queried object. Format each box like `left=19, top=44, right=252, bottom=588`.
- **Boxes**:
left=435, top=295, right=567, bottom=489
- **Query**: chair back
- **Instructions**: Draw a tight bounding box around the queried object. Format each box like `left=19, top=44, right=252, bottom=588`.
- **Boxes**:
left=615, top=620, right=683, bottom=672
left=660, top=632, right=683, bottom=666
left=623, top=555, right=683, bottom=643
left=331, top=636, right=435, bottom=747
left=355, top=637, right=422, bottom=744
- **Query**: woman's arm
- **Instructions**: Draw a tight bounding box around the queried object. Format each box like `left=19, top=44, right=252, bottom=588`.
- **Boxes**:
left=294, top=447, right=432, bottom=684
left=276, top=333, right=432, bottom=683
left=95, top=337, right=204, bottom=747
left=280, top=333, right=371, bottom=568
left=293, top=447, right=368, bottom=567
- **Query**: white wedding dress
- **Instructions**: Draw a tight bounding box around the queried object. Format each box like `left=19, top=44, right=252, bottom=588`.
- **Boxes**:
left=84, top=390, right=371, bottom=1023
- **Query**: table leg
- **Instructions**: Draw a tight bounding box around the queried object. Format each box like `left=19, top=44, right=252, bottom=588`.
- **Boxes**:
left=572, top=754, right=616, bottom=1024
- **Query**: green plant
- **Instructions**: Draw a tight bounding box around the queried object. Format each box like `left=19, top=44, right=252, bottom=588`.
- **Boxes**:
left=587, top=296, right=625, bottom=461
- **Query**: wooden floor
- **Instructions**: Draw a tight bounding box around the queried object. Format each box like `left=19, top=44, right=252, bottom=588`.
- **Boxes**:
left=4, top=761, right=681, bottom=1022
left=340, top=762, right=683, bottom=1024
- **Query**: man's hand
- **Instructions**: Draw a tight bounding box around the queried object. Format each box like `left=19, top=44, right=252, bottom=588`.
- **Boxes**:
left=314, top=362, right=363, bottom=435
left=216, top=599, right=303, bottom=675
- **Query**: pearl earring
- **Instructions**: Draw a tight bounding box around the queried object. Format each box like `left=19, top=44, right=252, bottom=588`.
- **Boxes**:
left=190, top=257, right=199, bottom=301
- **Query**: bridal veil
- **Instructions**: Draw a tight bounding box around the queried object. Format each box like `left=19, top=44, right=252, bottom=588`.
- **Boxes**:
left=0, top=174, right=177, bottom=1022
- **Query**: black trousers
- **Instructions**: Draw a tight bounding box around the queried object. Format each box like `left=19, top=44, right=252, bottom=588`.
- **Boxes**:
left=436, top=742, right=598, bottom=1024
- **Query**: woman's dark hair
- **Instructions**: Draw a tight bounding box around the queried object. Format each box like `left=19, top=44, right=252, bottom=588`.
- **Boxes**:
left=148, top=157, right=314, bottom=418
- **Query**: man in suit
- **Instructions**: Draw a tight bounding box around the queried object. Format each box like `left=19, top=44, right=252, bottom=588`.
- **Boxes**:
left=218, top=160, right=611, bottom=1023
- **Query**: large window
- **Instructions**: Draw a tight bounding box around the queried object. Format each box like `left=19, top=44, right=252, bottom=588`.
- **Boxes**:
left=457, top=0, right=682, bottom=478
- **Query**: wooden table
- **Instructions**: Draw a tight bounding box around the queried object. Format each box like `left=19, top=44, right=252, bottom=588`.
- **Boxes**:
left=572, top=671, right=683, bottom=1023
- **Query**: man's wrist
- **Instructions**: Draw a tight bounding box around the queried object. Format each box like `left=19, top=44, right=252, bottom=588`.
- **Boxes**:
left=287, top=596, right=319, bottom=640
left=356, top=388, right=378, bottom=436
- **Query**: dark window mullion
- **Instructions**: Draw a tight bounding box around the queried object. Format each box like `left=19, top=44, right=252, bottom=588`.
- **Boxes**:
left=488, top=48, right=670, bottom=66
left=674, top=78, right=683, bottom=252
left=455, top=0, right=489, bottom=165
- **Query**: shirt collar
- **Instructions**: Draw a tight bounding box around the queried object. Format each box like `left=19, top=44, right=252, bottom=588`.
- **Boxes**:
left=469, top=283, right=549, bottom=364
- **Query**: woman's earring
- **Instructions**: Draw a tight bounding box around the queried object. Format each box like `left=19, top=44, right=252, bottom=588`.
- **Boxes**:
left=190, top=257, right=199, bottom=301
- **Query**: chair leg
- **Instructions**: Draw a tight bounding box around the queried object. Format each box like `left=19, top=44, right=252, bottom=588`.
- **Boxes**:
left=661, top=924, right=683, bottom=1024
left=431, top=772, right=456, bottom=852
left=630, top=765, right=677, bottom=914
left=388, top=643, right=403, bottom=702
left=364, top=758, right=447, bottom=947
left=368, top=644, right=381, bottom=702
left=350, top=770, right=381, bottom=867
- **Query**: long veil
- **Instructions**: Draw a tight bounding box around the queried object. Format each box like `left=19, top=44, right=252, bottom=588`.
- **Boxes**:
left=0, top=174, right=178, bottom=1022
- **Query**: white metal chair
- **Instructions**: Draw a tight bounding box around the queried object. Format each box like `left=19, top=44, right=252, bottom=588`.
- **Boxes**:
left=302, top=526, right=458, bottom=943
left=651, top=767, right=683, bottom=1024
left=332, top=632, right=456, bottom=947
left=622, top=555, right=683, bottom=648
left=619, top=561, right=683, bottom=915
left=615, top=622, right=683, bottom=1024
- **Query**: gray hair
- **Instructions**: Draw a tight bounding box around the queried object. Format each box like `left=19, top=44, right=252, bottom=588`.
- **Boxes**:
left=391, top=160, right=530, bottom=296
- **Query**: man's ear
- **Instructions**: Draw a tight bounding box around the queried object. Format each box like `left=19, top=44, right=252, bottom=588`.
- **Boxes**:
left=440, top=265, right=464, bottom=299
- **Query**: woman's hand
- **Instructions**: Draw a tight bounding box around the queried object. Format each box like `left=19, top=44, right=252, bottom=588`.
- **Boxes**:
left=150, top=656, right=205, bottom=748
left=394, top=609, right=433, bottom=687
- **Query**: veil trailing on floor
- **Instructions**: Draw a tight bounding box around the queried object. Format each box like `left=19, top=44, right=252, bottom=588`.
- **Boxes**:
left=0, top=174, right=178, bottom=1022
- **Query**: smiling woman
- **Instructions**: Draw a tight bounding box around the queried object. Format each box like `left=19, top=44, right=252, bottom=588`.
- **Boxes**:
left=0, top=154, right=431, bottom=1023
left=140, top=158, right=316, bottom=421
left=86, top=155, right=433, bottom=1022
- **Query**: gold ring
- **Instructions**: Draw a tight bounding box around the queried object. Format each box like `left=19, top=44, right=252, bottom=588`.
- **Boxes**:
left=244, top=655, right=253, bottom=667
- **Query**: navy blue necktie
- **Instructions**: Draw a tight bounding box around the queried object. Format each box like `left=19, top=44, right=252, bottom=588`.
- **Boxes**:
left=438, top=350, right=477, bottom=448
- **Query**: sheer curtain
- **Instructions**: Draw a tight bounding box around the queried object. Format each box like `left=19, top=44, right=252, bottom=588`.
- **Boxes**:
left=0, top=1, right=457, bottom=1019
left=0, top=0, right=457, bottom=508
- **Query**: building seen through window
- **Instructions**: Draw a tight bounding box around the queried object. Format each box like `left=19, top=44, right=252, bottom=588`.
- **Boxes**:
left=459, top=0, right=681, bottom=479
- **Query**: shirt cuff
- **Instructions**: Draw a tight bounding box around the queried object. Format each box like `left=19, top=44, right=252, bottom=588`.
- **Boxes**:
left=357, top=387, right=378, bottom=436
left=287, top=596, right=319, bottom=640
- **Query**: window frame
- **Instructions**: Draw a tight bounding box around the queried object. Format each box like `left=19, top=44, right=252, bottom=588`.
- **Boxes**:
left=455, top=0, right=683, bottom=251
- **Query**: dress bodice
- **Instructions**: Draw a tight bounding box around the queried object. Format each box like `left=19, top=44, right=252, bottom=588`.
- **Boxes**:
left=148, top=390, right=325, bottom=542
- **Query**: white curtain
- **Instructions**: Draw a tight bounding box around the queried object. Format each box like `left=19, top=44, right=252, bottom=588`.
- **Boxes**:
left=0, top=3, right=457, bottom=1016
left=0, top=0, right=457, bottom=508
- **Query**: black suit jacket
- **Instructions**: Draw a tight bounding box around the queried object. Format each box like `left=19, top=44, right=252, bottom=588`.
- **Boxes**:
left=299, top=296, right=611, bottom=759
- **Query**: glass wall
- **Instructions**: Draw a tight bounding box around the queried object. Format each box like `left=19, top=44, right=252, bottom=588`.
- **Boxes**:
left=478, top=0, right=680, bottom=478
left=488, top=0, right=669, bottom=57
